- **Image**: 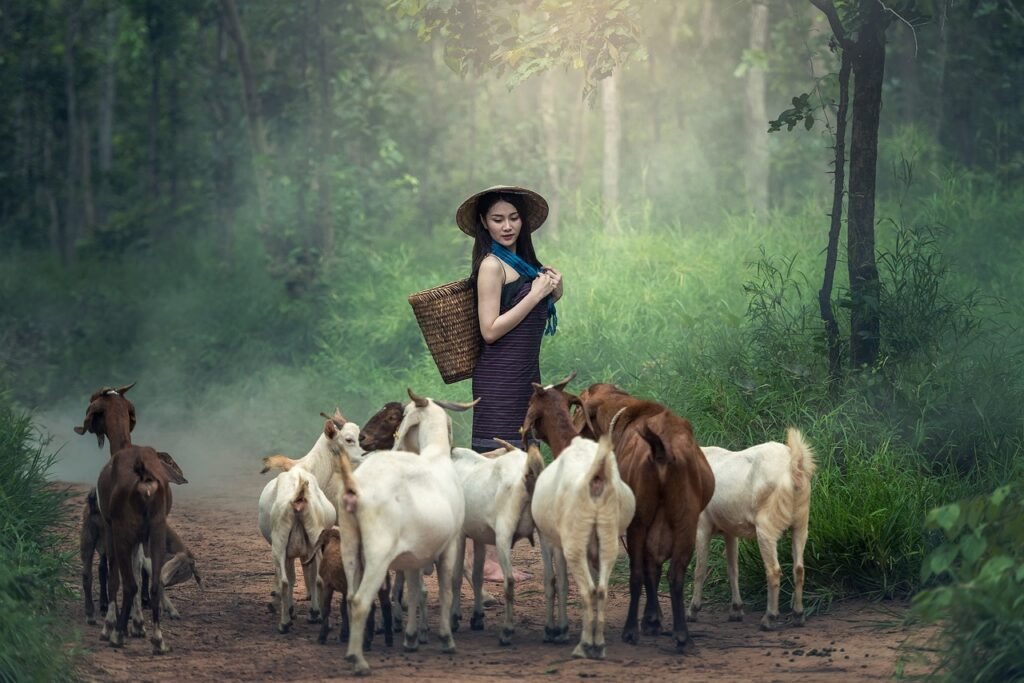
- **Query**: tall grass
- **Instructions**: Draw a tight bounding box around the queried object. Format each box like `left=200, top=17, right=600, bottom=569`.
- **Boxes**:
left=312, top=184, right=1023, bottom=615
left=0, top=393, right=75, bottom=682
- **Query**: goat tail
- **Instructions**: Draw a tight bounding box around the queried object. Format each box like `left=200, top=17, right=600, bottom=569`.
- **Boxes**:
left=336, top=449, right=360, bottom=514
left=585, top=432, right=617, bottom=501
left=260, top=454, right=295, bottom=474
left=786, top=427, right=817, bottom=491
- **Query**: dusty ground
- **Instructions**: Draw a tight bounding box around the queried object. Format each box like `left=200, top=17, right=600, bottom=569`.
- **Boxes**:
left=61, top=474, right=935, bottom=682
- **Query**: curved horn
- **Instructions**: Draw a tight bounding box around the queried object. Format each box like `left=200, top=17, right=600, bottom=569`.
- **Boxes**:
left=433, top=397, right=481, bottom=413
left=115, top=382, right=137, bottom=395
left=552, top=371, right=577, bottom=392
left=608, top=407, right=628, bottom=444
left=493, top=438, right=517, bottom=453
left=407, top=388, right=429, bottom=408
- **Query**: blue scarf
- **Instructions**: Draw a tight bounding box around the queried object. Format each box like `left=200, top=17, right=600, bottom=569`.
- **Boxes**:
left=491, top=240, right=558, bottom=336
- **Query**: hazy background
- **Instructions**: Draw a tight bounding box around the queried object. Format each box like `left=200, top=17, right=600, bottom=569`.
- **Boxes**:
left=1, top=0, right=1021, bottom=497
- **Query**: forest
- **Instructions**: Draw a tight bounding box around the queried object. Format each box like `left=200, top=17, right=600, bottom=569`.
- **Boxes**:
left=0, top=0, right=1022, bottom=680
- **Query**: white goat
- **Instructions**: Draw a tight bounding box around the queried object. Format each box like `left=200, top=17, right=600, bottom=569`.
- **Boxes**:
left=687, top=427, right=817, bottom=630
left=334, top=389, right=473, bottom=675
left=530, top=425, right=635, bottom=660
left=449, top=439, right=544, bottom=645
left=258, top=466, right=337, bottom=633
left=260, top=408, right=365, bottom=487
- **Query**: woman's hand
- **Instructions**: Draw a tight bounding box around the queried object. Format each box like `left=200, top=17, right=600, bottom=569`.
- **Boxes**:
left=531, top=271, right=558, bottom=302
left=542, top=267, right=564, bottom=302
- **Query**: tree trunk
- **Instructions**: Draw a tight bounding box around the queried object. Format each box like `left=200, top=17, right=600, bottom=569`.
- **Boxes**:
left=601, top=69, right=621, bottom=233
left=819, top=48, right=851, bottom=383
left=314, top=0, right=333, bottom=255
left=97, top=7, right=118, bottom=227
left=81, top=116, right=95, bottom=237
left=219, top=0, right=269, bottom=211
left=567, top=73, right=589, bottom=218
left=540, top=70, right=562, bottom=237
left=743, top=3, right=770, bottom=215
left=62, top=0, right=81, bottom=264
left=846, top=0, right=885, bottom=368
left=145, top=2, right=162, bottom=218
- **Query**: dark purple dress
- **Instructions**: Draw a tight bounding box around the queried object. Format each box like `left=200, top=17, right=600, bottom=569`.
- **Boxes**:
left=471, top=277, right=549, bottom=451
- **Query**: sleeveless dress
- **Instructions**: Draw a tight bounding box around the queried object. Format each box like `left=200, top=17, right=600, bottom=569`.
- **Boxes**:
left=471, top=277, right=549, bottom=451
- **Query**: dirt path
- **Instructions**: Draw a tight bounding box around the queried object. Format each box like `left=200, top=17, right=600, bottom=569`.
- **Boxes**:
left=63, top=476, right=933, bottom=682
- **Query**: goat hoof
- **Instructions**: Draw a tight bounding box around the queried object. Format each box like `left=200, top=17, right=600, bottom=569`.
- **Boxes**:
left=544, top=625, right=569, bottom=643
left=641, top=620, right=661, bottom=637
left=130, top=621, right=146, bottom=638
left=151, top=638, right=171, bottom=655
left=572, top=643, right=586, bottom=659
left=109, top=631, right=124, bottom=648
left=759, top=614, right=778, bottom=631
left=417, top=631, right=428, bottom=645
left=278, top=621, right=292, bottom=634
left=470, top=612, right=485, bottom=631
left=793, top=611, right=806, bottom=626
left=675, top=637, right=695, bottom=655
left=439, top=636, right=456, bottom=654
left=587, top=644, right=606, bottom=660
left=621, top=627, right=638, bottom=645
left=499, top=627, right=515, bottom=646
left=307, top=610, right=322, bottom=624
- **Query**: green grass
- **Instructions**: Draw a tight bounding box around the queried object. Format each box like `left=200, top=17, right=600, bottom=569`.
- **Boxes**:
left=0, top=395, right=76, bottom=682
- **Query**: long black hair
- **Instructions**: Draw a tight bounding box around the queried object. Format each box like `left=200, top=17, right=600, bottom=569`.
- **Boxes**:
left=468, top=191, right=542, bottom=284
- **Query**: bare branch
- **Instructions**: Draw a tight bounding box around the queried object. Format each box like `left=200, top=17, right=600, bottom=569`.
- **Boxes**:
left=877, top=0, right=919, bottom=56
left=808, top=0, right=854, bottom=49
left=1005, top=0, right=1024, bottom=26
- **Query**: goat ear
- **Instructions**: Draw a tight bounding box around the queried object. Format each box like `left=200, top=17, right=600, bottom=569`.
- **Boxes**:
left=157, top=451, right=188, bottom=485
left=531, top=382, right=545, bottom=395
left=116, top=382, right=137, bottom=395
left=324, top=418, right=338, bottom=440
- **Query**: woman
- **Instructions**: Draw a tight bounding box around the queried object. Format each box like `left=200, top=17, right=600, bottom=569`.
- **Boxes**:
left=458, top=185, right=562, bottom=584
left=458, top=185, right=563, bottom=453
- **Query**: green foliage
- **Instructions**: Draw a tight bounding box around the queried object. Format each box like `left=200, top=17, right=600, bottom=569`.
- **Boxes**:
left=913, top=484, right=1024, bottom=682
left=0, top=395, right=75, bottom=683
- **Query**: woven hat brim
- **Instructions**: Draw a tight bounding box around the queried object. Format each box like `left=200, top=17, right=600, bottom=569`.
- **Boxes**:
left=456, top=186, right=549, bottom=237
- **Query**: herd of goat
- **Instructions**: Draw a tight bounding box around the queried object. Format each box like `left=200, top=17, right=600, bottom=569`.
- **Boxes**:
left=72, top=373, right=816, bottom=675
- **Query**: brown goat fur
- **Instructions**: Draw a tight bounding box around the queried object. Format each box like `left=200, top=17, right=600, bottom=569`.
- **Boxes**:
left=75, top=384, right=193, bottom=623
left=96, top=446, right=174, bottom=653
left=578, top=382, right=715, bottom=652
left=358, top=402, right=404, bottom=452
left=308, top=527, right=391, bottom=649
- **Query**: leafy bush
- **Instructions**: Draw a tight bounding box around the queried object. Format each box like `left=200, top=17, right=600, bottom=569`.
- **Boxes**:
left=913, top=484, right=1024, bottom=682
left=0, top=394, right=74, bottom=682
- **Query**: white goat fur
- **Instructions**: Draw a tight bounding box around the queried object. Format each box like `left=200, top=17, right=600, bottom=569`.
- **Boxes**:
left=530, top=434, right=635, bottom=659
left=688, top=427, right=817, bottom=630
left=334, top=394, right=470, bottom=675
left=449, top=444, right=544, bottom=645
left=257, top=467, right=336, bottom=633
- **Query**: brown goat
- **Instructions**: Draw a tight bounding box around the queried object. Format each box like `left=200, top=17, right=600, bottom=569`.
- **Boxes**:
left=307, top=527, right=392, bottom=650
left=96, top=446, right=178, bottom=652
left=358, top=402, right=404, bottom=452
left=75, top=383, right=194, bottom=624
left=521, top=371, right=594, bottom=456
left=577, top=382, right=715, bottom=653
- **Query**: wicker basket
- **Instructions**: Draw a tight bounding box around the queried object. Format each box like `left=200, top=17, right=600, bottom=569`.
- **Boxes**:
left=408, top=278, right=481, bottom=384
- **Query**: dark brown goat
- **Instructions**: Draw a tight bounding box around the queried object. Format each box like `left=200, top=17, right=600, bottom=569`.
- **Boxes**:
left=75, top=383, right=194, bottom=624
left=577, top=382, right=715, bottom=653
left=75, top=383, right=137, bottom=624
left=358, top=402, right=404, bottom=452
left=96, top=446, right=178, bottom=652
